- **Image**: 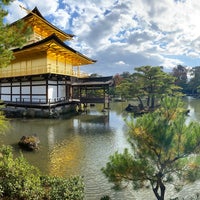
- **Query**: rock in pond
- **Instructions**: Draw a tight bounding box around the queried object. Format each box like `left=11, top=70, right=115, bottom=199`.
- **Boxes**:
left=125, top=104, right=140, bottom=112
left=18, top=135, right=40, bottom=151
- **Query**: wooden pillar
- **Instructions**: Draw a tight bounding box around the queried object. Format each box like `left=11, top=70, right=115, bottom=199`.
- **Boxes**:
left=65, top=79, right=68, bottom=99
left=20, top=79, right=22, bottom=102
left=46, top=78, right=48, bottom=104
left=30, top=77, right=32, bottom=103
left=70, top=86, right=73, bottom=99
left=107, top=85, right=110, bottom=109
left=10, top=79, right=12, bottom=102
left=57, top=78, right=59, bottom=100
left=79, top=86, right=82, bottom=99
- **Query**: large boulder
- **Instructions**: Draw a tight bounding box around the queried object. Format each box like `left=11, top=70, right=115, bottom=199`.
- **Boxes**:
left=18, top=135, right=40, bottom=151
left=125, top=104, right=140, bottom=112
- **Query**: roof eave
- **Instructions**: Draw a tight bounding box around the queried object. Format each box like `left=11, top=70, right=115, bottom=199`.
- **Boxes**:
left=10, top=6, right=74, bottom=40
left=13, top=34, right=96, bottom=64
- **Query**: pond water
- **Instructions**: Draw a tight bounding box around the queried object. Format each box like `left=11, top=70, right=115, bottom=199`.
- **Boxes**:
left=0, top=97, right=199, bottom=200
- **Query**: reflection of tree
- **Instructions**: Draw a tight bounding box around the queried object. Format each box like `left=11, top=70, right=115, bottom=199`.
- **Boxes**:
left=77, top=115, right=109, bottom=125
left=111, top=101, right=136, bottom=118
left=185, top=97, right=200, bottom=121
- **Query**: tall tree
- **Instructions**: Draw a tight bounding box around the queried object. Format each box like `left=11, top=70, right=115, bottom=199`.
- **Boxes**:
left=0, top=0, right=31, bottom=68
left=113, top=73, right=123, bottom=86
left=120, top=71, right=131, bottom=79
left=172, top=65, right=188, bottom=85
left=0, top=0, right=30, bottom=133
left=134, top=66, right=181, bottom=108
left=172, top=65, right=188, bottom=93
left=0, top=0, right=31, bottom=125
left=187, top=66, right=200, bottom=95
left=102, top=96, right=200, bottom=200
left=116, top=66, right=181, bottom=110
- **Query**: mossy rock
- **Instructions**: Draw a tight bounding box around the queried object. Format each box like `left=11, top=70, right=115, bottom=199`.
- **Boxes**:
left=18, top=135, right=40, bottom=151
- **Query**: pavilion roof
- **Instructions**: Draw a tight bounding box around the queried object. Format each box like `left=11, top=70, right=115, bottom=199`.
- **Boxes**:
left=13, top=33, right=96, bottom=66
left=11, top=6, right=74, bottom=41
left=72, top=76, right=114, bottom=86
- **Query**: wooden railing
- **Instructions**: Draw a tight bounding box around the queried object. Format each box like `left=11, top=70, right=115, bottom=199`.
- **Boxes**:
left=0, top=64, right=88, bottom=78
left=3, top=97, right=80, bottom=109
left=14, top=97, right=68, bottom=104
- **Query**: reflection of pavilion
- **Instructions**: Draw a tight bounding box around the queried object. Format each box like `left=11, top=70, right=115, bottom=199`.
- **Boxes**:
left=45, top=119, right=84, bottom=177
left=74, top=114, right=109, bottom=126
left=48, top=137, right=83, bottom=177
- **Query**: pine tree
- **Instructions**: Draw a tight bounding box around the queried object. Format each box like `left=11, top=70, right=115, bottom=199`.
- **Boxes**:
left=102, top=96, right=200, bottom=200
left=0, top=0, right=31, bottom=68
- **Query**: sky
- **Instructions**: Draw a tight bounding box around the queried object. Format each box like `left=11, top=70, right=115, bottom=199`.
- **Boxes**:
left=4, top=0, right=200, bottom=76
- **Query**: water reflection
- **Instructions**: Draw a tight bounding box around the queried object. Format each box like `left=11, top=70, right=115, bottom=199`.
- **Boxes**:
left=185, top=96, right=200, bottom=122
left=0, top=100, right=199, bottom=199
left=47, top=126, right=56, bottom=149
left=49, top=136, right=83, bottom=177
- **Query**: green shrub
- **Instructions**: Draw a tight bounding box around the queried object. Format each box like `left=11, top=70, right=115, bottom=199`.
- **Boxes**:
left=0, top=145, right=84, bottom=200
left=0, top=145, right=44, bottom=199
left=41, top=176, right=84, bottom=200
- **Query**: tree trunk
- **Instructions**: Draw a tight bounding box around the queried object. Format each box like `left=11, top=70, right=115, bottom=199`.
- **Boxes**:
left=147, top=96, right=150, bottom=107
left=137, top=96, right=144, bottom=110
left=151, top=95, right=155, bottom=109
left=152, top=180, right=166, bottom=200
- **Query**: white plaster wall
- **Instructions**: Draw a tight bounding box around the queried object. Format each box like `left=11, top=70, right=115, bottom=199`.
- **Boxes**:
left=58, top=84, right=65, bottom=98
left=32, top=86, right=45, bottom=94
left=12, top=95, right=20, bottom=101
left=0, top=79, right=67, bottom=103
left=0, top=80, right=48, bottom=103
left=22, top=86, right=30, bottom=94
left=12, top=87, right=20, bottom=94
left=1, top=87, right=11, bottom=94
left=1, top=95, right=10, bottom=101
left=31, top=95, right=46, bottom=103
left=21, top=96, right=30, bottom=102
left=48, top=85, right=57, bottom=100
left=1, top=84, right=11, bottom=101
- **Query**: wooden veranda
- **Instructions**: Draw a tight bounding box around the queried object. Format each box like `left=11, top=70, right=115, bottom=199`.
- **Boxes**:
left=71, top=76, right=113, bottom=109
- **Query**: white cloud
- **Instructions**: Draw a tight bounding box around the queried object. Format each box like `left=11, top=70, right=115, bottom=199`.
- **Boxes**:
left=5, top=0, right=27, bottom=23
left=51, top=8, right=71, bottom=30
left=115, top=61, right=127, bottom=65
left=5, top=0, right=200, bottom=75
left=24, top=0, right=59, bottom=16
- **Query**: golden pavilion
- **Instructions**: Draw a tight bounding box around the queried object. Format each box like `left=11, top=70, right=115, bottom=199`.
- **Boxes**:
left=0, top=7, right=112, bottom=118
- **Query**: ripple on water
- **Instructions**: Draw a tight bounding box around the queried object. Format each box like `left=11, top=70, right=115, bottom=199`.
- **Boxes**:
left=1, top=101, right=200, bottom=200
